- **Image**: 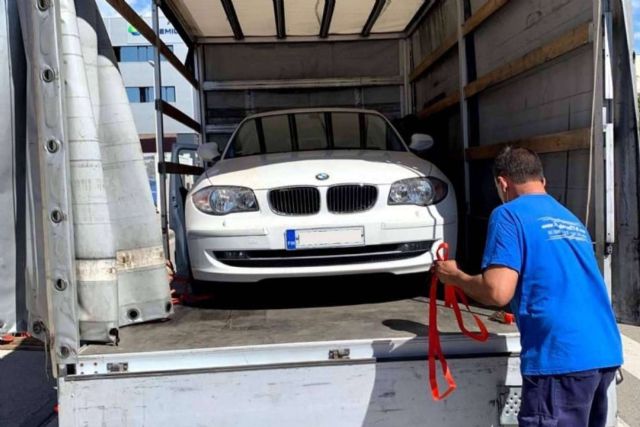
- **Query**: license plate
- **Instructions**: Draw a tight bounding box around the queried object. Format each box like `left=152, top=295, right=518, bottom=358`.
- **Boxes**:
left=285, top=227, right=365, bottom=250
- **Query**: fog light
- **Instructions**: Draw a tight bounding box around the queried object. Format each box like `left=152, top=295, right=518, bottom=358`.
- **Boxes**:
left=399, top=241, right=430, bottom=252
left=221, top=251, right=248, bottom=259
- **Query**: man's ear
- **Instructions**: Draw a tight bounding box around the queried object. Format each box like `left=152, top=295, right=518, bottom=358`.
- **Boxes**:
left=496, top=176, right=508, bottom=193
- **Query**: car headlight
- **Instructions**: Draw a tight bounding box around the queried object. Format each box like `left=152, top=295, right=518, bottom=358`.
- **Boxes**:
left=388, top=177, right=448, bottom=206
left=192, top=186, right=258, bottom=215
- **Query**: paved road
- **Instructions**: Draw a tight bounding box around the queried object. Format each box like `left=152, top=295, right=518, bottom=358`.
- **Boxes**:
left=617, top=323, right=640, bottom=427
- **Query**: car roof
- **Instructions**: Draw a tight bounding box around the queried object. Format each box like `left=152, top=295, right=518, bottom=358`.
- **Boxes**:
left=244, top=108, right=385, bottom=120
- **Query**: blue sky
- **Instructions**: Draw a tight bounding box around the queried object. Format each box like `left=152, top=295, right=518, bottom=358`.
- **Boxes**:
left=96, top=0, right=151, bottom=17
left=634, top=0, right=640, bottom=51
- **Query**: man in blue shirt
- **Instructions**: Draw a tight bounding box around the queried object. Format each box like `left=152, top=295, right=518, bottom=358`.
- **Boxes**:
left=435, top=147, right=622, bottom=427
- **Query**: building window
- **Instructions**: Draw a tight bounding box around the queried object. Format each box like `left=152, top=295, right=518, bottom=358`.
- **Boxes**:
left=125, top=87, right=140, bottom=103
left=161, top=86, right=176, bottom=102
left=115, top=45, right=173, bottom=62
left=125, top=86, right=176, bottom=103
left=125, top=87, right=154, bottom=103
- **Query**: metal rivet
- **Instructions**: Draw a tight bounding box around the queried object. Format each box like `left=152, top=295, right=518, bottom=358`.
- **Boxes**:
left=50, top=209, right=64, bottom=223
left=45, top=139, right=61, bottom=153
left=32, top=321, right=45, bottom=335
left=41, top=68, right=55, bottom=82
left=59, top=346, right=70, bottom=359
left=37, top=0, right=51, bottom=11
left=54, top=278, right=68, bottom=291
left=127, top=308, right=140, bottom=320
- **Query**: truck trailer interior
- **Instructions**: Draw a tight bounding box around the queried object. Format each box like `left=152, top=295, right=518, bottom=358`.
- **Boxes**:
left=1, top=0, right=638, bottom=425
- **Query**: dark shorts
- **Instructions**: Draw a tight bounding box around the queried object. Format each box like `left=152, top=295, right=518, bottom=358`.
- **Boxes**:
left=518, top=367, right=617, bottom=427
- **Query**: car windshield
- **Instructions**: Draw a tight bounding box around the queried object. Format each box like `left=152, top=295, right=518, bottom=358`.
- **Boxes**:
left=223, top=111, right=407, bottom=159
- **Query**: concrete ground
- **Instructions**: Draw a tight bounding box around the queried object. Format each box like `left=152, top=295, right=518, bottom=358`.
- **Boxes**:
left=617, top=323, right=640, bottom=427
left=0, top=348, right=56, bottom=426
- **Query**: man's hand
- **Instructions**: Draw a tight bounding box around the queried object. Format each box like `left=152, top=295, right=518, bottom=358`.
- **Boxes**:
left=434, top=260, right=462, bottom=285
left=433, top=261, right=518, bottom=307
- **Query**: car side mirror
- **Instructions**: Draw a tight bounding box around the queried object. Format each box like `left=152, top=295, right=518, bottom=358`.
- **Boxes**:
left=197, top=142, right=220, bottom=162
left=409, top=134, right=435, bottom=153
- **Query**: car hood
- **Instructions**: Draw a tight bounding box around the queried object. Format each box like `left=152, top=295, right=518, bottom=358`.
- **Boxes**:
left=203, top=150, right=433, bottom=190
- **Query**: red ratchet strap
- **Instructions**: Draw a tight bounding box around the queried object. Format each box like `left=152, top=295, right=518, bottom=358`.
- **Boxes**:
left=1, top=332, right=31, bottom=344
left=166, top=260, right=216, bottom=305
left=428, top=242, right=489, bottom=401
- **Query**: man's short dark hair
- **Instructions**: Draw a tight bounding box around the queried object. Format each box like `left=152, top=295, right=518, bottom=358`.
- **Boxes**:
left=492, top=146, right=544, bottom=184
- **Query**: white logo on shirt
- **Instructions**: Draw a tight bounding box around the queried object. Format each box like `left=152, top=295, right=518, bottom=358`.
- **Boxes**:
left=538, top=217, right=590, bottom=242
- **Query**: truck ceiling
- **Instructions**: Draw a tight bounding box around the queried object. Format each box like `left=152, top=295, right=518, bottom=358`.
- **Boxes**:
left=164, top=0, right=431, bottom=40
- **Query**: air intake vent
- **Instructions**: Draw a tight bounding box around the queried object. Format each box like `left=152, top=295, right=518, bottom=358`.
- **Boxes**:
left=269, top=187, right=321, bottom=215
left=327, top=185, right=378, bottom=213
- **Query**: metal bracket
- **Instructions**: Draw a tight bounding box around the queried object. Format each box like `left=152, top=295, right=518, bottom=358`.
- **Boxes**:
left=106, top=362, right=129, bottom=373
left=152, top=0, right=170, bottom=259
left=498, top=385, right=522, bottom=426
left=605, top=242, right=614, bottom=255
left=328, top=348, right=351, bottom=360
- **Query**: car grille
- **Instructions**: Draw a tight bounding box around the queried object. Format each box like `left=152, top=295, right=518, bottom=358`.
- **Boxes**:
left=214, top=241, right=432, bottom=268
left=269, top=187, right=321, bottom=215
left=327, top=185, right=378, bottom=213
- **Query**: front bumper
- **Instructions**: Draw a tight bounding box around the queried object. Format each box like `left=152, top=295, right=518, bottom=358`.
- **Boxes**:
left=190, top=248, right=439, bottom=282
left=186, top=190, right=457, bottom=282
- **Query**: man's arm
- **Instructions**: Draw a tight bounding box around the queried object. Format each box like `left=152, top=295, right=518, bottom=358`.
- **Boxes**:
left=434, top=261, right=518, bottom=307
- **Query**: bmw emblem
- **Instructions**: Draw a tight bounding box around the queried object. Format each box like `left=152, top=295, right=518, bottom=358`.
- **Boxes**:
left=316, top=173, right=330, bottom=181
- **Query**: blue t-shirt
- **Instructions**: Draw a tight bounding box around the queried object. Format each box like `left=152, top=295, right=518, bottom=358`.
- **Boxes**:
left=481, top=194, right=623, bottom=375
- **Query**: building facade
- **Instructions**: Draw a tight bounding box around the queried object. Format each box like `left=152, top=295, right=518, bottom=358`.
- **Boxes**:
left=102, top=15, right=197, bottom=143
left=102, top=15, right=198, bottom=205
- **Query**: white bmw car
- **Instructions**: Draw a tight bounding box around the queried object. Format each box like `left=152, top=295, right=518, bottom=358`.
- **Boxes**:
left=186, top=108, right=457, bottom=282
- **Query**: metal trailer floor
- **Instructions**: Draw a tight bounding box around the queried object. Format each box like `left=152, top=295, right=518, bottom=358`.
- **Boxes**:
left=81, top=274, right=518, bottom=356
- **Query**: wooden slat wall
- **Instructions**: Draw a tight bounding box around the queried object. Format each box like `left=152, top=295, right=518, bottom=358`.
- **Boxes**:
left=410, top=0, right=459, bottom=113
left=464, top=22, right=591, bottom=99
left=409, top=33, right=458, bottom=82
left=411, top=0, right=593, bottom=139
left=462, top=0, right=510, bottom=36
left=410, top=0, right=511, bottom=83
left=465, top=128, right=590, bottom=160
left=417, top=92, right=461, bottom=119
left=416, top=19, right=591, bottom=119
left=467, top=0, right=595, bottom=219
left=409, top=0, right=597, bottom=264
